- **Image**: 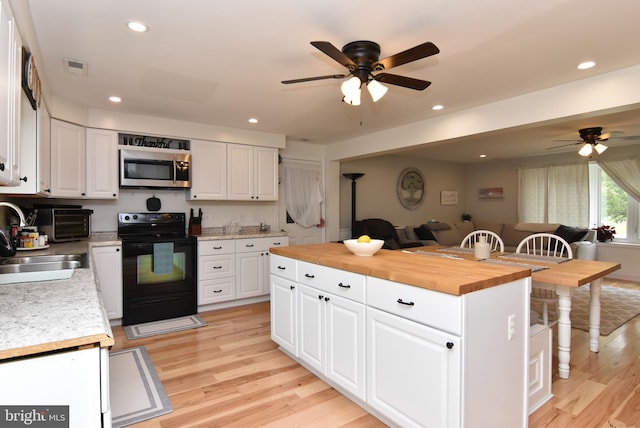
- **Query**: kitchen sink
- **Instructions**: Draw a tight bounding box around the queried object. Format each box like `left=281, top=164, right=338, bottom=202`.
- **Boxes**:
left=0, top=253, right=88, bottom=275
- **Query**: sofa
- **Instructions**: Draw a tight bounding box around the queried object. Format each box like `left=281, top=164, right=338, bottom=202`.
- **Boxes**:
left=354, top=219, right=424, bottom=250
left=398, top=220, right=597, bottom=260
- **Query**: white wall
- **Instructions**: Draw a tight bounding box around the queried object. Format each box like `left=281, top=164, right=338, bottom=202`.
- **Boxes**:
left=339, top=155, right=465, bottom=229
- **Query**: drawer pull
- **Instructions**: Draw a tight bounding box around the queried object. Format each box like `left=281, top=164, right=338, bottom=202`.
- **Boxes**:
left=213, top=246, right=222, bottom=250
left=277, top=265, right=286, bottom=270
left=273, top=242, right=281, bottom=245
left=305, top=273, right=315, bottom=279
left=446, top=342, right=454, bottom=349
left=338, top=282, right=351, bottom=288
left=397, top=298, right=415, bottom=306
left=246, top=244, right=254, bottom=248
left=213, top=289, right=223, bottom=293
left=290, top=285, right=295, bottom=290
left=213, top=266, right=223, bottom=269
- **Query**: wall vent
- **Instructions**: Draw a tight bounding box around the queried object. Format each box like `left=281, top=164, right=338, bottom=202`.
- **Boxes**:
left=63, top=58, right=88, bottom=76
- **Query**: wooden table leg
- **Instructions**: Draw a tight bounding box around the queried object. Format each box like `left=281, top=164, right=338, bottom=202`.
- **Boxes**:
left=589, top=279, right=602, bottom=353
left=556, top=285, right=572, bottom=379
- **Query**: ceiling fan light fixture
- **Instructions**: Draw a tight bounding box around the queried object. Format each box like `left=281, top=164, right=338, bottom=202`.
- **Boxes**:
left=578, top=143, right=593, bottom=157
left=341, top=76, right=361, bottom=105
left=367, top=79, right=388, bottom=102
left=594, top=142, right=608, bottom=154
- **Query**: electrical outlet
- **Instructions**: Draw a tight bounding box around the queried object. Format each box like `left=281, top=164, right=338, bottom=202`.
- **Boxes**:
left=508, top=314, right=516, bottom=341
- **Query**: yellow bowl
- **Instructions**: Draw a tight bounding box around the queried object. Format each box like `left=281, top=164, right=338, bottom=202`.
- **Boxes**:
left=343, top=239, right=384, bottom=256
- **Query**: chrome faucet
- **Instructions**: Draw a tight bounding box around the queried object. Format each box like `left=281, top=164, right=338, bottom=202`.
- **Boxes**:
left=0, top=202, right=25, bottom=257
left=0, top=201, right=27, bottom=227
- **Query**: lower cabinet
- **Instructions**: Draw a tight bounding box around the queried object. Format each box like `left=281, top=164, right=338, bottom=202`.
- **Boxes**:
left=92, top=244, right=123, bottom=320
left=366, top=306, right=460, bottom=427
left=270, top=274, right=297, bottom=356
left=298, top=283, right=366, bottom=400
left=0, top=346, right=109, bottom=427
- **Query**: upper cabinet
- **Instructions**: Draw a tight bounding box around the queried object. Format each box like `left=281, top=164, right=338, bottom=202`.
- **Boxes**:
left=227, top=144, right=278, bottom=201
left=85, top=128, right=118, bottom=199
left=188, top=139, right=227, bottom=200
left=0, top=0, right=21, bottom=185
left=50, top=119, right=86, bottom=198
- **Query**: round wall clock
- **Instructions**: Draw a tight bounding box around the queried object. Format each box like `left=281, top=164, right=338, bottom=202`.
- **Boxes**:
left=397, top=167, right=425, bottom=210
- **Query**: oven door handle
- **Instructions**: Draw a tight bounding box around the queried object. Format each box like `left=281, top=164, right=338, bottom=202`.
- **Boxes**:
left=129, top=295, right=187, bottom=306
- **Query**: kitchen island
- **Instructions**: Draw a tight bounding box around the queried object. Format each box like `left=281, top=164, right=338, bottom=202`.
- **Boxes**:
left=270, top=243, right=532, bottom=428
left=0, top=236, right=115, bottom=427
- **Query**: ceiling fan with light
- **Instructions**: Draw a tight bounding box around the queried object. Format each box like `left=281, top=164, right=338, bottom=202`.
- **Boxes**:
left=548, top=127, right=640, bottom=157
left=281, top=40, right=440, bottom=105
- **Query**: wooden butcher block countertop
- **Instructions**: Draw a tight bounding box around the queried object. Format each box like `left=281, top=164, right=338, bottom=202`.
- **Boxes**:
left=270, top=243, right=531, bottom=296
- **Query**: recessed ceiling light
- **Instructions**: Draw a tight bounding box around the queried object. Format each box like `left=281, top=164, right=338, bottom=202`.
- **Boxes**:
left=432, top=104, right=444, bottom=111
left=577, top=61, right=595, bottom=70
left=109, top=96, right=122, bottom=103
left=479, top=154, right=487, bottom=158
left=248, top=118, right=258, bottom=124
left=127, top=21, right=148, bottom=32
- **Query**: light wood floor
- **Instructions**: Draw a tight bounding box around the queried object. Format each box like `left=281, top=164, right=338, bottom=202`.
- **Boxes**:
left=111, top=278, right=640, bottom=427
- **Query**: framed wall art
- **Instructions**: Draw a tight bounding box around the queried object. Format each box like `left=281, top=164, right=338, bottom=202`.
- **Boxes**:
left=440, top=190, right=458, bottom=206
left=478, top=187, right=504, bottom=199
left=397, top=167, right=425, bottom=210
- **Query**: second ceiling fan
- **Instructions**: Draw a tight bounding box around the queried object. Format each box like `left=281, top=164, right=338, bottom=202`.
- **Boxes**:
left=282, top=40, right=440, bottom=105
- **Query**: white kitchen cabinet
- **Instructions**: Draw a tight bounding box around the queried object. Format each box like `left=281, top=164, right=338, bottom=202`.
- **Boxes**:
left=0, top=0, right=21, bottom=185
left=367, top=306, right=460, bottom=427
left=50, top=118, right=86, bottom=198
left=85, top=128, right=118, bottom=199
left=197, top=240, right=236, bottom=305
left=0, top=346, right=109, bottom=427
left=296, top=264, right=367, bottom=400
left=235, top=236, right=288, bottom=299
left=188, top=139, right=227, bottom=200
left=227, top=144, right=278, bottom=201
left=270, top=254, right=298, bottom=356
left=92, top=244, right=123, bottom=320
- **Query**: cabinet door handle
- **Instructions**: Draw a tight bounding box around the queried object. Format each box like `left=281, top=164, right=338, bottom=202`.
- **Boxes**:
left=446, top=342, right=454, bottom=349
left=305, top=273, right=315, bottom=278
left=289, top=285, right=295, bottom=290
left=338, top=282, right=351, bottom=288
left=277, top=266, right=286, bottom=270
left=396, top=298, right=415, bottom=306
left=324, top=297, right=330, bottom=302
left=318, top=294, right=324, bottom=300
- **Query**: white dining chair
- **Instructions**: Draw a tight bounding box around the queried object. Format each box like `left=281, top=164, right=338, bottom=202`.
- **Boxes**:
left=460, top=230, right=505, bottom=252
left=516, top=233, right=573, bottom=326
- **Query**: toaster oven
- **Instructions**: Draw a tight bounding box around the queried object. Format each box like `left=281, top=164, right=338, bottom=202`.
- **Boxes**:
left=36, top=208, right=93, bottom=242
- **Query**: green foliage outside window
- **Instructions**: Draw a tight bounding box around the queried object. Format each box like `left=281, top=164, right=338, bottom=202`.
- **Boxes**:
left=600, top=171, right=627, bottom=224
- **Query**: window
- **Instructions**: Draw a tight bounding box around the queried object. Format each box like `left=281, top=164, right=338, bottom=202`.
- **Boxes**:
left=589, top=163, right=640, bottom=243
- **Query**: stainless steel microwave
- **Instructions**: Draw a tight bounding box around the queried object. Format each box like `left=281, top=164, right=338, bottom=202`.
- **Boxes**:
left=119, top=148, right=191, bottom=189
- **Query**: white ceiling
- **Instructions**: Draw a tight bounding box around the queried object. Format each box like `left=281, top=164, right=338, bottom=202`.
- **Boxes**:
left=17, top=0, right=640, bottom=163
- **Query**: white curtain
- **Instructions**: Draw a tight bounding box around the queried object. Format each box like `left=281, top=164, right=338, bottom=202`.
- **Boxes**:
left=517, top=163, right=589, bottom=226
left=280, top=159, right=323, bottom=228
left=597, top=156, right=640, bottom=203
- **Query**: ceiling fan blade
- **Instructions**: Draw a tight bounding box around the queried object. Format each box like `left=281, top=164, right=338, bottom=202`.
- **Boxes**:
left=547, top=142, right=581, bottom=150
left=374, top=42, right=440, bottom=70
left=310, top=41, right=356, bottom=69
left=281, top=74, right=347, bottom=84
left=374, top=73, right=431, bottom=91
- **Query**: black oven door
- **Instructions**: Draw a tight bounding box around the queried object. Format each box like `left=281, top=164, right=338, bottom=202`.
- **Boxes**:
left=121, top=236, right=196, bottom=325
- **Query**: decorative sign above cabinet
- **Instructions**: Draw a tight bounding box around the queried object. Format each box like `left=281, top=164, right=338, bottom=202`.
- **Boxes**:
left=118, top=133, right=190, bottom=150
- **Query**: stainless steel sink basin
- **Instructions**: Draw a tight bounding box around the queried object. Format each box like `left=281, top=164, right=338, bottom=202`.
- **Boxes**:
left=0, top=253, right=89, bottom=274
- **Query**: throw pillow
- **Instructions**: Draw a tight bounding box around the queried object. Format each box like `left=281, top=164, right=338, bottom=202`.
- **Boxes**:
left=554, top=225, right=588, bottom=243
left=414, top=226, right=436, bottom=241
